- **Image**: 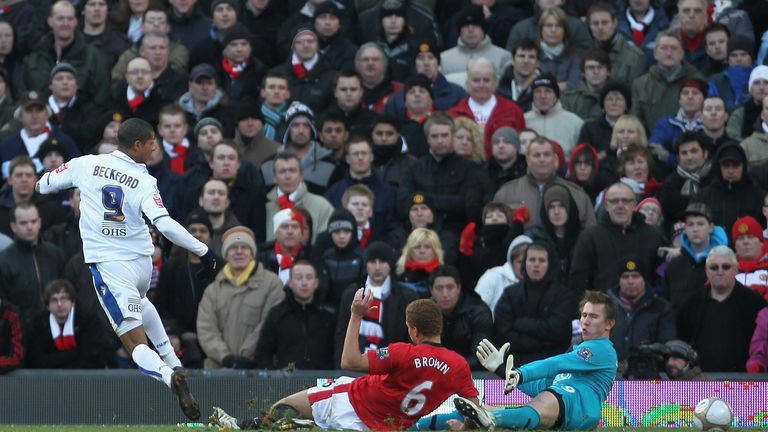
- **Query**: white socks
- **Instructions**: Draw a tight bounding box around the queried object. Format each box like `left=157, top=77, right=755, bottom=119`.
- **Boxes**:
left=141, top=297, right=182, bottom=369
left=132, top=344, right=173, bottom=387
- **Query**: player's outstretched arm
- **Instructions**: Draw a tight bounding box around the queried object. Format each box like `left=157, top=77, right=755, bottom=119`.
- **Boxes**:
left=154, top=216, right=217, bottom=280
left=340, top=288, right=375, bottom=373
left=36, top=161, right=77, bottom=194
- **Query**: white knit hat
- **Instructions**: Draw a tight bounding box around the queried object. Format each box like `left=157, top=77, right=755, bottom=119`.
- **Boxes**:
left=272, top=208, right=306, bottom=235
left=748, top=65, right=768, bottom=93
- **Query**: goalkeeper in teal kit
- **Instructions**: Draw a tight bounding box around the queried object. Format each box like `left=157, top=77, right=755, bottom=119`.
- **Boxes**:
left=447, top=291, right=618, bottom=430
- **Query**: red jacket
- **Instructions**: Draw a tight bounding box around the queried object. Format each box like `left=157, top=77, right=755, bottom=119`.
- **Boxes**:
left=448, top=95, right=525, bottom=157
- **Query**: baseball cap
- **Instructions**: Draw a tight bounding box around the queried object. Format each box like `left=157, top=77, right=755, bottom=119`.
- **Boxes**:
left=189, top=63, right=217, bottom=82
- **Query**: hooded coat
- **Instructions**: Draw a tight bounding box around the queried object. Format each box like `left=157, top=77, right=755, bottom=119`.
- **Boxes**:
left=474, top=235, right=532, bottom=318
left=664, top=226, right=728, bottom=309
left=493, top=241, right=577, bottom=366
left=691, top=144, right=765, bottom=234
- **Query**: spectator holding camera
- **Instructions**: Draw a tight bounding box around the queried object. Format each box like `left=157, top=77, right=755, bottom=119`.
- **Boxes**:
left=608, top=256, right=676, bottom=375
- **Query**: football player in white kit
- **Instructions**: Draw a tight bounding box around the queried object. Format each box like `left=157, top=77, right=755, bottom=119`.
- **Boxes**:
left=35, top=118, right=217, bottom=421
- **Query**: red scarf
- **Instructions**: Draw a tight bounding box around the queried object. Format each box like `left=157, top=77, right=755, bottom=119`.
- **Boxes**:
left=278, top=194, right=295, bottom=210
left=681, top=30, right=705, bottom=55
left=127, top=93, right=145, bottom=113
left=405, top=257, right=440, bottom=273
left=360, top=228, right=372, bottom=248
left=275, top=242, right=302, bottom=270
left=54, top=326, right=77, bottom=351
left=222, top=57, right=248, bottom=80
left=631, top=27, right=646, bottom=46
left=406, top=106, right=435, bottom=124
left=292, top=63, right=308, bottom=79
left=169, top=144, right=187, bottom=175
left=738, top=243, right=768, bottom=273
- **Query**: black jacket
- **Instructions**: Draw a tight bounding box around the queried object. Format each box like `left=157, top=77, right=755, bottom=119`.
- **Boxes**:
left=465, top=157, right=527, bottom=223
left=333, top=280, right=418, bottom=368
left=82, top=27, right=132, bottom=69
left=678, top=282, right=767, bottom=372
left=48, top=97, right=104, bottom=152
left=0, top=239, right=65, bottom=323
left=608, top=288, right=676, bottom=362
left=216, top=56, right=267, bottom=105
left=569, top=212, right=665, bottom=294
left=42, top=216, right=82, bottom=259
left=664, top=248, right=709, bottom=310
left=442, top=291, right=493, bottom=370
left=254, top=289, right=336, bottom=370
left=656, top=167, right=714, bottom=236
left=493, top=242, right=576, bottom=366
left=318, top=34, right=358, bottom=73
left=273, top=55, right=337, bottom=115
left=692, top=144, right=765, bottom=234
left=373, top=142, right=414, bottom=189
left=397, top=152, right=476, bottom=233
left=25, top=307, right=113, bottom=368
left=312, top=233, right=366, bottom=312
left=155, top=253, right=224, bottom=334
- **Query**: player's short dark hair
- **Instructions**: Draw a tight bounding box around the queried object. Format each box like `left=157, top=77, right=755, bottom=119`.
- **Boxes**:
left=117, top=118, right=155, bottom=151
left=579, top=290, right=618, bottom=323
left=10, top=201, right=38, bottom=223
left=42, top=279, right=76, bottom=305
left=581, top=49, right=611, bottom=72
left=8, top=155, right=36, bottom=177
left=429, top=265, right=461, bottom=288
left=406, top=299, right=443, bottom=337
left=587, top=1, right=616, bottom=20
left=274, top=151, right=302, bottom=171
left=334, top=70, right=363, bottom=89
left=262, top=69, right=290, bottom=87
left=676, top=131, right=705, bottom=154
left=511, top=38, right=540, bottom=59
left=289, top=259, right=316, bottom=278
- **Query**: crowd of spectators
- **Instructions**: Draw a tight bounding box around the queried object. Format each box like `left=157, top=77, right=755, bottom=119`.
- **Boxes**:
left=1, top=0, right=768, bottom=377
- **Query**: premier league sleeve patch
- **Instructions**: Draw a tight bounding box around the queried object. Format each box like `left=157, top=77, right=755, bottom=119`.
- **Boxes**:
left=377, top=347, right=389, bottom=360
left=577, top=347, right=593, bottom=361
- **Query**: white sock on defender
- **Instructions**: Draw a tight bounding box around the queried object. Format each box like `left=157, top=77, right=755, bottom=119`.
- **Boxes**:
left=132, top=343, right=173, bottom=387
left=141, top=297, right=182, bottom=369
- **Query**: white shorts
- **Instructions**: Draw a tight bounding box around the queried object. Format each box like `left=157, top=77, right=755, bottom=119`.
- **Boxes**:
left=307, top=376, right=368, bottom=431
left=89, top=256, right=152, bottom=336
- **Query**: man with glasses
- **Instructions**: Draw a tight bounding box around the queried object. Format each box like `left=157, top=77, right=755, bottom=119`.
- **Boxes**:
left=115, top=57, right=167, bottom=128
left=678, top=245, right=766, bottom=372
left=570, top=182, right=665, bottom=294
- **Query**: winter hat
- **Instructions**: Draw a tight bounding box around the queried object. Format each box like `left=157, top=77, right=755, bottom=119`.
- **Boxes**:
left=408, top=191, right=435, bottom=212
left=600, top=80, right=632, bottom=110
left=404, top=73, right=433, bottom=99
left=221, top=225, right=257, bottom=257
left=416, top=39, right=441, bottom=63
left=283, top=101, right=318, bottom=145
left=194, top=117, right=224, bottom=138
left=185, top=208, right=214, bottom=237
left=491, top=127, right=520, bottom=151
left=458, top=5, right=487, bottom=33
left=618, top=255, right=648, bottom=281
left=210, top=0, right=239, bottom=15
left=189, top=63, right=217, bottom=82
left=235, top=99, right=264, bottom=123
left=222, top=23, right=252, bottom=47
left=327, top=209, right=356, bottom=233
left=748, top=65, right=768, bottom=93
left=731, top=216, right=762, bottom=242
left=531, top=73, right=560, bottom=99
left=681, top=202, right=713, bottom=223
left=635, top=197, right=662, bottom=214
left=727, top=34, right=754, bottom=59
left=380, top=0, right=407, bottom=19
left=679, top=78, right=708, bottom=97
left=50, top=62, right=77, bottom=81
left=37, top=137, right=68, bottom=160
left=273, top=208, right=306, bottom=235
left=364, top=241, right=396, bottom=267
left=290, top=24, right=318, bottom=49
left=313, top=2, right=342, bottom=20
left=543, top=183, right=570, bottom=210
left=716, top=143, right=744, bottom=165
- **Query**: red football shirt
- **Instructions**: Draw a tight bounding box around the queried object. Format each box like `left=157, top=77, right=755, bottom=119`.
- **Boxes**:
left=348, top=342, right=479, bottom=430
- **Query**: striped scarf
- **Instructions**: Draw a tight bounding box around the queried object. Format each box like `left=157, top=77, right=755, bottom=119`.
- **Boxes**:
left=261, top=103, right=287, bottom=140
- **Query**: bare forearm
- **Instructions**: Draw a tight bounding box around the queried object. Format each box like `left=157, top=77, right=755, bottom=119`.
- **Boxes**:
left=340, top=314, right=366, bottom=371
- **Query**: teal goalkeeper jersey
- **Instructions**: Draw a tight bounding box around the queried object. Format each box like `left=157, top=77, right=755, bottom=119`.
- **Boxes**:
left=518, top=338, right=618, bottom=412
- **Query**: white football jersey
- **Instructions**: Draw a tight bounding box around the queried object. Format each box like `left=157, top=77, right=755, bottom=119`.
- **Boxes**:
left=38, top=151, right=168, bottom=263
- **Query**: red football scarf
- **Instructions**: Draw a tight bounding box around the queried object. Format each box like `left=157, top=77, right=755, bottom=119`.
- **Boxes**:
left=278, top=194, right=295, bottom=210
left=170, top=144, right=187, bottom=174
left=275, top=242, right=302, bottom=270
left=404, top=257, right=440, bottom=273
left=127, top=93, right=145, bottom=113
left=222, top=57, right=248, bottom=80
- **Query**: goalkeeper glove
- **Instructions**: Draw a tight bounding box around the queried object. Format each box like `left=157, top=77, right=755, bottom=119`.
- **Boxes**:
left=476, top=339, right=510, bottom=375
left=504, top=354, right=522, bottom=395
left=196, top=249, right=218, bottom=282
